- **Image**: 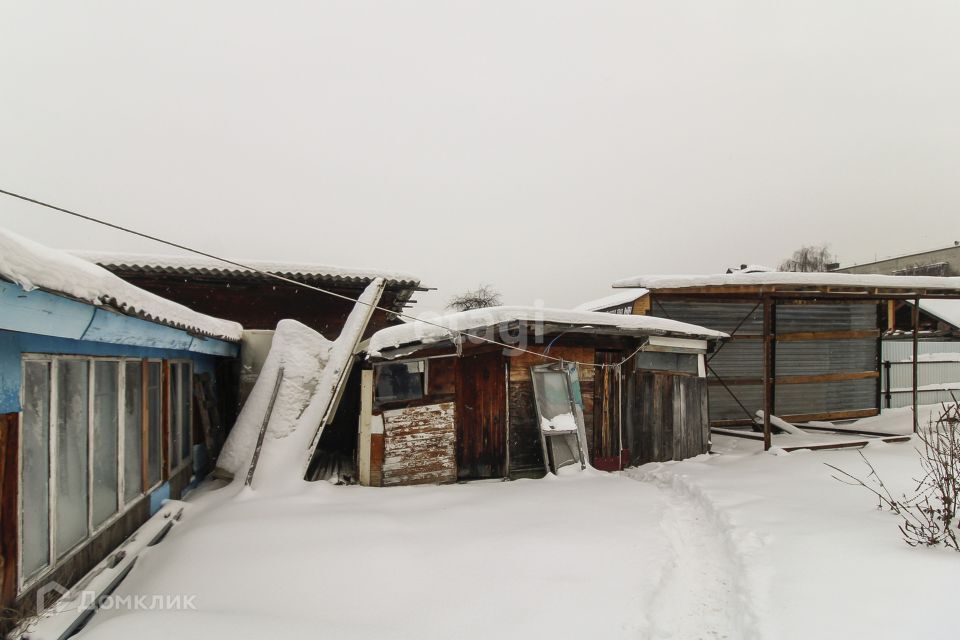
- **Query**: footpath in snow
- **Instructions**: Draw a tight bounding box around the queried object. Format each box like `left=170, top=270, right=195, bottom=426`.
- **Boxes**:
left=68, top=406, right=959, bottom=640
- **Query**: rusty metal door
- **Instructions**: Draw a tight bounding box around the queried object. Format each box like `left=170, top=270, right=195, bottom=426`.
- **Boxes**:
left=456, top=351, right=506, bottom=479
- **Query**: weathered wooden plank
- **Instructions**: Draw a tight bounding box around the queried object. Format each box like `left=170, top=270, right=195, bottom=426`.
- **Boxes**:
left=508, top=380, right=545, bottom=477
left=370, top=433, right=385, bottom=487
left=382, top=402, right=456, bottom=486
left=506, top=347, right=595, bottom=382
left=0, top=413, right=19, bottom=606
left=672, top=377, right=683, bottom=461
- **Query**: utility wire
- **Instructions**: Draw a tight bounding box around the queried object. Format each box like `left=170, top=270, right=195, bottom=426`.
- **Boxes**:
left=0, top=187, right=677, bottom=369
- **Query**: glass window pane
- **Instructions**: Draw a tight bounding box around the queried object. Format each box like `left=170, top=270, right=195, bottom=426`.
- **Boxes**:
left=180, top=364, right=192, bottom=464
left=532, top=370, right=573, bottom=420
left=374, top=362, right=425, bottom=403
left=124, top=362, right=143, bottom=503
left=635, top=351, right=699, bottom=374
left=21, top=360, right=51, bottom=579
left=169, top=365, right=181, bottom=468
left=92, top=362, right=119, bottom=528
left=146, top=362, right=162, bottom=486
left=55, top=360, right=89, bottom=558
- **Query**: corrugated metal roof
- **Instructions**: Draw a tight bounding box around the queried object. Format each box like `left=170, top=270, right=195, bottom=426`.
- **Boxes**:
left=0, top=230, right=243, bottom=342
left=72, top=251, right=423, bottom=289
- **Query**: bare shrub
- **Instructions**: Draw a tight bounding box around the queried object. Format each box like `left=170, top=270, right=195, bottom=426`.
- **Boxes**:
left=826, top=402, right=960, bottom=551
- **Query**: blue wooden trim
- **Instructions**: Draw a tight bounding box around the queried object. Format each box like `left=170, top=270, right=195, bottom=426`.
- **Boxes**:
left=0, top=282, right=94, bottom=340
left=0, top=330, right=229, bottom=414
left=0, top=281, right=237, bottom=356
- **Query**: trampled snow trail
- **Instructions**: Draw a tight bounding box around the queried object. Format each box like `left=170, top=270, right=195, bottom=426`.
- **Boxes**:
left=645, top=486, right=757, bottom=640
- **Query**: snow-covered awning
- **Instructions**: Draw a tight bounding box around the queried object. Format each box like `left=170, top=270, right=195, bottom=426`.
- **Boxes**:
left=365, top=306, right=727, bottom=357
left=0, top=228, right=243, bottom=341
left=613, top=271, right=960, bottom=294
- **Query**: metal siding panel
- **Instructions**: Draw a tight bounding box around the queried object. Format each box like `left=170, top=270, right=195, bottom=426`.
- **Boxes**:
left=655, top=301, right=764, bottom=335
left=708, top=384, right=763, bottom=421
left=775, top=304, right=876, bottom=332
left=775, top=379, right=877, bottom=415
left=775, top=339, right=877, bottom=376
left=706, top=340, right=763, bottom=379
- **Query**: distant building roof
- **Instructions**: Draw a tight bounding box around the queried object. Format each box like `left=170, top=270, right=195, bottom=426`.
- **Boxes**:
left=0, top=229, right=242, bottom=341
left=612, top=271, right=960, bottom=294
left=574, top=289, right=649, bottom=312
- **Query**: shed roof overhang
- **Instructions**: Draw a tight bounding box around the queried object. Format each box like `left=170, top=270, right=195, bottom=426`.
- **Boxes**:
left=362, top=320, right=720, bottom=362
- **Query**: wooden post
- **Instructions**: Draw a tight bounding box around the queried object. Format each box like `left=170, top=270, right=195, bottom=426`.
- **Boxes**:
left=357, top=369, right=374, bottom=486
left=912, top=295, right=920, bottom=433
left=762, top=296, right=774, bottom=451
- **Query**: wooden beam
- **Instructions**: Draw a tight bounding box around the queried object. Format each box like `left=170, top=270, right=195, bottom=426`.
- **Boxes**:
left=774, top=329, right=880, bottom=342
left=710, top=407, right=879, bottom=428
left=762, top=296, right=774, bottom=451
left=774, top=371, right=879, bottom=385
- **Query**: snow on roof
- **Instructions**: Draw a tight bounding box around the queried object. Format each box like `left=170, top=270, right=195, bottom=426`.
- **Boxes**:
left=613, top=271, right=960, bottom=292
left=725, top=264, right=773, bottom=274
left=574, top=289, right=649, bottom=312
left=0, top=228, right=243, bottom=341
left=916, top=299, right=960, bottom=330
left=73, top=251, right=422, bottom=288
left=366, top=305, right=727, bottom=356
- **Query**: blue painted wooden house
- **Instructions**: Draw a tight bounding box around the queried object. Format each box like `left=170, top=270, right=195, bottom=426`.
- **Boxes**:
left=0, top=228, right=241, bottom=614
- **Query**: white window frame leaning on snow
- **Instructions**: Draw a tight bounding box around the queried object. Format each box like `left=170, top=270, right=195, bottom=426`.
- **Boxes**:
left=16, top=354, right=185, bottom=594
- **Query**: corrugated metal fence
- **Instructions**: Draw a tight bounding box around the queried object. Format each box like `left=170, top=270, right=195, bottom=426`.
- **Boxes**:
left=881, top=341, right=960, bottom=408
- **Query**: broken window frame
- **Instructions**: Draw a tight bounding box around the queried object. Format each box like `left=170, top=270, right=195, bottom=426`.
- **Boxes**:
left=529, top=363, right=587, bottom=474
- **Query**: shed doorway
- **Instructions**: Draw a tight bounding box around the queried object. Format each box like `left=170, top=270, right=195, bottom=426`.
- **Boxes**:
left=456, top=351, right=506, bottom=480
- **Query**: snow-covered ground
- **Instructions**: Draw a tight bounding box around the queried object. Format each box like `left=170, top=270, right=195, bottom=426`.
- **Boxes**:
left=72, top=407, right=957, bottom=640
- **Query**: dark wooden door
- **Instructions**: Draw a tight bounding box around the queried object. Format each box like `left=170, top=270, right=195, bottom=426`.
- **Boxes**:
left=592, top=351, right=622, bottom=469
left=456, top=351, right=506, bottom=479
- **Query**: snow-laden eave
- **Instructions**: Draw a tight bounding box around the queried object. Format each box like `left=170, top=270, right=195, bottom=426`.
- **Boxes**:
left=364, top=306, right=727, bottom=358
left=0, top=229, right=243, bottom=342
left=612, top=271, right=960, bottom=293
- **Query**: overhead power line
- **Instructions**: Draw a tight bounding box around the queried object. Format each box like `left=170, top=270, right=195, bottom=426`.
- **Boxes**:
left=0, top=187, right=660, bottom=369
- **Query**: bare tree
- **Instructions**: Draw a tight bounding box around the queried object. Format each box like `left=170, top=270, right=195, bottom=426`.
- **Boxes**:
left=447, top=285, right=502, bottom=311
left=778, top=244, right=838, bottom=272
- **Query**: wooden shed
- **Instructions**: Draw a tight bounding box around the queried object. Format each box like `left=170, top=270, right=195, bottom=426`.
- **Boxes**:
left=354, top=307, right=726, bottom=486
left=593, top=271, right=960, bottom=449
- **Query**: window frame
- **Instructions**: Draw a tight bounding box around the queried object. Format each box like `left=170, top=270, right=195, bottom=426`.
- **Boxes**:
left=17, top=354, right=185, bottom=594
left=167, top=360, right=194, bottom=476
left=373, top=359, right=429, bottom=405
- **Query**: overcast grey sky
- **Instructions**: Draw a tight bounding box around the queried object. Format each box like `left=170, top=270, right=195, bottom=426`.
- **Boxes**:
left=2, top=1, right=959, bottom=313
